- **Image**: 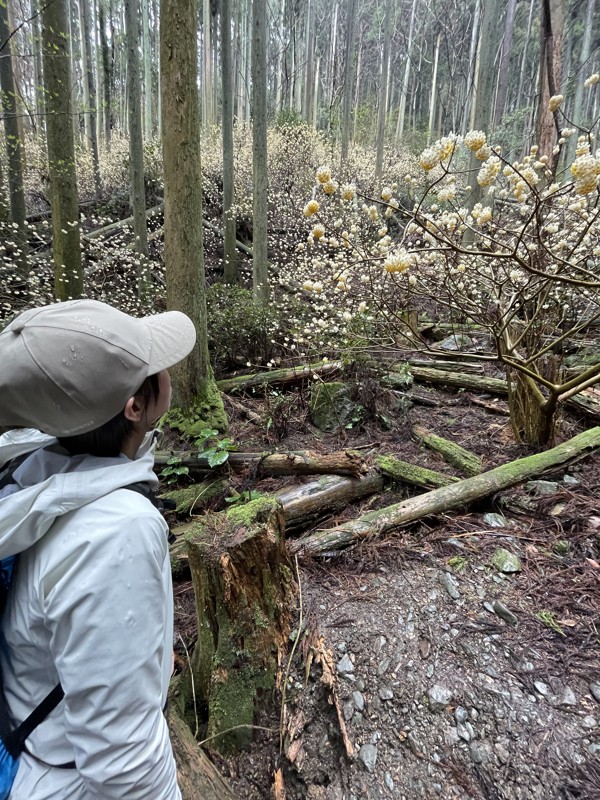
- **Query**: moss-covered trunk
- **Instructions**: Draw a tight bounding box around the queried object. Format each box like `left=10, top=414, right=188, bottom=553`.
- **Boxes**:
left=507, top=366, right=558, bottom=447
left=184, top=498, right=295, bottom=753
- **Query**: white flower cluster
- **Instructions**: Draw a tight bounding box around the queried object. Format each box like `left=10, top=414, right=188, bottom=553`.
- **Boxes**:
left=477, top=156, right=501, bottom=187
left=571, top=153, right=600, bottom=195
left=384, top=249, right=416, bottom=273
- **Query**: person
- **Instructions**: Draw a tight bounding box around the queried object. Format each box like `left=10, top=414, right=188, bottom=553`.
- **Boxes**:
left=0, top=299, right=197, bottom=799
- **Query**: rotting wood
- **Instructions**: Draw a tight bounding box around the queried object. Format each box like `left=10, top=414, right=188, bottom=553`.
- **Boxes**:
left=168, top=703, right=236, bottom=800
left=413, top=425, right=482, bottom=476
left=407, top=359, right=484, bottom=374
left=183, top=498, right=295, bottom=754
left=374, top=455, right=459, bottom=489
left=290, top=427, right=600, bottom=556
left=155, top=449, right=367, bottom=478
left=160, top=479, right=228, bottom=514
left=83, top=203, right=164, bottom=240
left=387, top=365, right=600, bottom=421
left=216, top=362, right=343, bottom=394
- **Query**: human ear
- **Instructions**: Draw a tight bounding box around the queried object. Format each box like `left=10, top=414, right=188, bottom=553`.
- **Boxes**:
left=123, top=395, right=145, bottom=423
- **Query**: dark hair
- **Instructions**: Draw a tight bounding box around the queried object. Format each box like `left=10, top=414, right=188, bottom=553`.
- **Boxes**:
left=58, top=374, right=160, bottom=458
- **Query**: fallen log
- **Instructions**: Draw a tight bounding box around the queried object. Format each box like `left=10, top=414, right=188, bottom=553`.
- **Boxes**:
left=407, top=359, right=484, bottom=374
left=290, top=427, right=600, bottom=556
left=389, top=365, right=600, bottom=421
left=83, top=202, right=164, bottom=240
left=155, top=449, right=367, bottom=478
left=216, top=361, right=343, bottom=394
left=412, top=425, right=482, bottom=476
left=160, top=479, right=228, bottom=514
left=275, top=471, right=385, bottom=525
left=168, top=704, right=236, bottom=800
left=374, top=455, right=459, bottom=489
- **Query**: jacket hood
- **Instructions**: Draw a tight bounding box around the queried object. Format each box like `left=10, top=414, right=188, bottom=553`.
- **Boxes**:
left=0, top=428, right=159, bottom=560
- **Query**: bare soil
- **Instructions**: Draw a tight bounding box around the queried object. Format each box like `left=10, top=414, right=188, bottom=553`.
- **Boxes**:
left=170, top=381, right=600, bottom=800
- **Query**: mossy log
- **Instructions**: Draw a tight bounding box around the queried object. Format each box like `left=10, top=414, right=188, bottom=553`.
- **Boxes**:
left=407, top=359, right=484, bottom=374
left=83, top=202, right=164, bottom=240
left=155, top=449, right=367, bottom=478
left=216, top=362, right=343, bottom=394
left=412, top=425, right=482, bottom=476
left=389, top=364, right=600, bottom=421
left=161, top=480, right=228, bottom=514
left=184, top=498, right=295, bottom=754
left=275, top=471, right=385, bottom=525
left=290, top=427, right=600, bottom=556
left=374, top=455, right=459, bottom=489
left=168, top=704, right=236, bottom=800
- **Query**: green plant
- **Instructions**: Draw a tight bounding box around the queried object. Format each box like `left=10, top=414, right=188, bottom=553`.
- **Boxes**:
left=195, top=428, right=236, bottom=468
left=159, top=456, right=190, bottom=485
left=447, top=555, right=468, bottom=572
left=536, top=610, right=566, bottom=636
left=224, top=489, right=263, bottom=505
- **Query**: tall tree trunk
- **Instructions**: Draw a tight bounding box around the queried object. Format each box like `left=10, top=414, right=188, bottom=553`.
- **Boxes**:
left=340, top=0, right=357, bottom=170
left=160, top=0, right=226, bottom=429
left=202, top=0, right=213, bottom=126
left=125, top=0, right=149, bottom=268
left=427, top=33, right=440, bottom=145
left=512, top=0, right=535, bottom=151
left=0, top=0, right=28, bottom=276
left=492, top=0, right=517, bottom=131
left=304, top=0, right=315, bottom=124
left=565, top=0, right=596, bottom=166
left=395, top=0, right=417, bottom=143
left=221, top=0, right=237, bottom=284
left=69, top=0, right=83, bottom=145
left=374, top=0, right=392, bottom=186
left=536, top=0, right=565, bottom=169
left=42, top=0, right=83, bottom=299
left=80, top=0, right=102, bottom=195
left=462, top=0, right=481, bottom=136
left=31, top=0, right=45, bottom=142
left=142, top=0, right=152, bottom=137
left=98, top=0, right=111, bottom=148
left=251, top=0, right=268, bottom=302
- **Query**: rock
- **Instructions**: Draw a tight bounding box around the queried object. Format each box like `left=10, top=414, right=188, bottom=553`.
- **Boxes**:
left=491, top=548, right=522, bottom=573
left=525, top=480, right=560, bottom=496
left=590, top=683, right=600, bottom=703
left=495, top=743, right=510, bottom=764
left=457, top=723, right=471, bottom=741
left=428, top=684, right=453, bottom=712
left=582, top=716, right=597, bottom=729
left=353, top=691, right=365, bottom=711
left=309, top=382, right=356, bottom=432
left=384, top=773, right=394, bottom=791
left=445, top=726, right=460, bottom=746
left=563, top=474, right=579, bottom=486
left=483, top=512, right=511, bottom=528
left=560, top=687, right=577, bottom=706
left=493, top=600, right=518, bottom=626
left=343, top=701, right=354, bottom=721
left=357, top=743, right=378, bottom=773
left=379, top=687, right=394, bottom=701
left=534, top=680, right=550, bottom=696
left=438, top=333, right=472, bottom=351
left=455, top=706, right=468, bottom=724
left=469, top=743, right=487, bottom=764
left=438, top=571, right=460, bottom=600
left=337, top=654, right=355, bottom=674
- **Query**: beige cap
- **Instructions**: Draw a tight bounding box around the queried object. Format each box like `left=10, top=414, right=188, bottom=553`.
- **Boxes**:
left=0, top=299, right=197, bottom=436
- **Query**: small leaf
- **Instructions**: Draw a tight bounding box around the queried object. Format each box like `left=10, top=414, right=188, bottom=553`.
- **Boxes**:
left=208, top=450, right=230, bottom=467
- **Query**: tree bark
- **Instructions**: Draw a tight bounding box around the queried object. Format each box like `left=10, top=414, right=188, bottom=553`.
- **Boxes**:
left=125, top=0, right=149, bottom=266
left=0, top=0, right=28, bottom=275
left=492, top=0, right=517, bottom=130
left=536, top=0, right=565, bottom=167
left=42, top=0, right=83, bottom=299
left=98, top=0, right=111, bottom=148
left=160, top=0, right=225, bottom=429
left=184, top=499, right=295, bottom=753
left=291, top=427, right=600, bottom=556
left=79, top=0, right=102, bottom=195
left=216, top=361, right=343, bottom=394
left=412, top=425, right=482, bottom=476
left=374, top=0, right=392, bottom=185
left=221, top=0, right=237, bottom=284
left=168, top=704, right=236, bottom=800
left=251, top=0, right=269, bottom=302
left=339, top=0, right=357, bottom=170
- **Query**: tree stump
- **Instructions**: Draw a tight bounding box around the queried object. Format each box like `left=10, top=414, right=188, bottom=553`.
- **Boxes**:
left=184, top=498, right=295, bottom=753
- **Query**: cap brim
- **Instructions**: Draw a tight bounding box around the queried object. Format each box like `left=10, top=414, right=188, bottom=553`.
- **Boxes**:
left=141, top=311, right=197, bottom=373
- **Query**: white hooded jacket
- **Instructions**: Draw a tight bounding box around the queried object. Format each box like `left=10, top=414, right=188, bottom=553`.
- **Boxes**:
left=0, top=429, right=181, bottom=799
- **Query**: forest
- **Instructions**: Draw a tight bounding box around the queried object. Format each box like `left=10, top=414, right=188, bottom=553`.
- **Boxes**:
left=0, top=0, right=600, bottom=797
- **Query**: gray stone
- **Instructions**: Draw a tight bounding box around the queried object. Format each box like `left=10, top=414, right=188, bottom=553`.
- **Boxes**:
left=358, top=743, right=378, bottom=773
left=374, top=635, right=387, bottom=653
left=309, top=382, right=356, bottom=432
left=384, top=772, right=394, bottom=791
left=438, top=571, right=460, bottom=600
left=353, top=691, right=365, bottom=711
left=534, top=680, right=550, bottom=696
left=588, top=743, right=600, bottom=756
left=337, top=654, right=355, bottom=674
left=483, top=512, right=511, bottom=528
left=428, top=684, right=453, bottom=712
left=493, top=600, right=518, bottom=626
left=377, top=657, right=391, bottom=676
left=590, top=683, right=600, bottom=703
left=379, top=687, right=394, bottom=701
left=457, top=723, right=471, bottom=741
left=438, top=333, right=472, bottom=351
left=445, top=726, right=460, bottom=746
left=525, top=480, right=560, bottom=496
left=495, top=743, right=510, bottom=764
left=582, top=716, right=597, bottom=729
left=469, top=743, right=487, bottom=764
left=343, top=701, right=354, bottom=721
left=455, top=706, right=469, bottom=724
left=560, top=687, right=577, bottom=706
left=491, top=548, right=522, bottom=573
left=433, top=785, right=442, bottom=795
left=563, top=474, right=579, bottom=486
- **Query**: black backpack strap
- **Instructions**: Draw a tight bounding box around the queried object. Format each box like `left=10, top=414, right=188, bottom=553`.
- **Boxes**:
left=3, top=683, right=64, bottom=759
left=125, top=482, right=176, bottom=543
left=0, top=453, right=30, bottom=493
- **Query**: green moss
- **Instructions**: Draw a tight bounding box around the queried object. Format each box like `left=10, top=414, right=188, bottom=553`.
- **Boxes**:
left=225, top=496, right=280, bottom=527
left=161, top=480, right=227, bottom=514
left=163, top=380, right=228, bottom=439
